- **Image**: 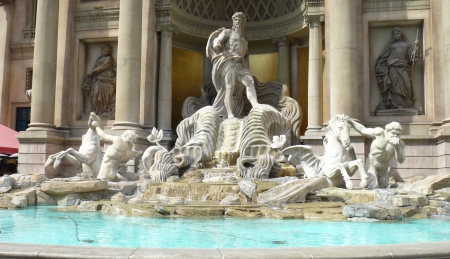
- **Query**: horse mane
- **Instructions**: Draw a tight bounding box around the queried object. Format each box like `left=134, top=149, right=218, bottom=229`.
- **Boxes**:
left=323, top=114, right=350, bottom=146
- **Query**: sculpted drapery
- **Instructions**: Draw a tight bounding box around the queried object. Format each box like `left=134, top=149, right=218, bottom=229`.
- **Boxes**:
left=375, top=27, right=420, bottom=110
left=84, top=45, right=117, bottom=117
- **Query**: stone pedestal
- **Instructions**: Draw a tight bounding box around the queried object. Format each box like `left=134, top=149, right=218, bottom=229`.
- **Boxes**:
left=16, top=131, right=65, bottom=178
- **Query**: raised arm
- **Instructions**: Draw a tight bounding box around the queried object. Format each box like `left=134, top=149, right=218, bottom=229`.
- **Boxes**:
left=394, top=139, right=406, bottom=164
left=91, top=121, right=116, bottom=143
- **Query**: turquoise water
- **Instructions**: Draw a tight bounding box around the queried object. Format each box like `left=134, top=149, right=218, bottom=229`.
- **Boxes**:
left=1, top=207, right=450, bottom=248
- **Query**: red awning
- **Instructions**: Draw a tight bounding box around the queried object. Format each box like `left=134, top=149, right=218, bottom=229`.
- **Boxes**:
left=0, top=124, right=19, bottom=155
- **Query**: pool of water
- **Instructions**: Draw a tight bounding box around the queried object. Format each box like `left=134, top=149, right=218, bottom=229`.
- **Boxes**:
left=1, top=207, right=450, bottom=248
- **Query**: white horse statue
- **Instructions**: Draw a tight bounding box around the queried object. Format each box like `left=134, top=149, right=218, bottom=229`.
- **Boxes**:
left=282, top=114, right=368, bottom=189
left=45, top=113, right=103, bottom=179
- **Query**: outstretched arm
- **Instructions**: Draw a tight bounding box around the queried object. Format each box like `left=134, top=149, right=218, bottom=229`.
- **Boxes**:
left=348, top=119, right=378, bottom=138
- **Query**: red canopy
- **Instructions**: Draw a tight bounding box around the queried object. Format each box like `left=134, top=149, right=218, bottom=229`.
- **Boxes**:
left=0, top=124, right=19, bottom=155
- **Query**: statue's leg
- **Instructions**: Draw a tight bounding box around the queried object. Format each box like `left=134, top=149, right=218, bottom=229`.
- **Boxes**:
left=54, top=148, right=89, bottom=168
left=241, top=74, right=258, bottom=107
left=44, top=151, right=64, bottom=167
left=224, top=68, right=236, bottom=118
left=339, top=163, right=353, bottom=189
left=348, top=159, right=369, bottom=188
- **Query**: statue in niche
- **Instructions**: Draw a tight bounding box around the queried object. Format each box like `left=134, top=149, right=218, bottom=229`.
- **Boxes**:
left=206, top=12, right=259, bottom=119
left=348, top=119, right=405, bottom=189
left=83, top=45, right=116, bottom=118
left=375, top=27, right=420, bottom=116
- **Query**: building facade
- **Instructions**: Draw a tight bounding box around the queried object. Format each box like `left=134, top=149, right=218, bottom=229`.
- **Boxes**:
left=0, top=0, right=448, bottom=180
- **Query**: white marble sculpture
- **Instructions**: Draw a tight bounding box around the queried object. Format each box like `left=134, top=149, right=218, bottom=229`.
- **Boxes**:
left=348, top=119, right=405, bottom=188
left=282, top=114, right=368, bottom=189
left=206, top=12, right=259, bottom=119
left=91, top=121, right=142, bottom=182
left=45, top=113, right=103, bottom=179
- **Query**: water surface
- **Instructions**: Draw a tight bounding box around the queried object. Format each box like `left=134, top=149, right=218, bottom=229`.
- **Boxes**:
left=1, top=207, right=449, bottom=248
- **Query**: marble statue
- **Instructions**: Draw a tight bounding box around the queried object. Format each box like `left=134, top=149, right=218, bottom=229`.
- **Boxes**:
left=83, top=45, right=117, bottom=118
left=348, top=119, right=405, bottom=189
left=91, top=121, right=142, bottom=182
left=282, top=114, right=368, bottom=189
left=45, top=113, right=103, bottom=179
left=375, top=27, right=420, bottom=115
left=206, top=12, right=259, bottom=119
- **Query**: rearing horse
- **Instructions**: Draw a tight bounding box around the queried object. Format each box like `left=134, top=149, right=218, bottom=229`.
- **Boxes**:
left=282, top=114, right=368, bottom=189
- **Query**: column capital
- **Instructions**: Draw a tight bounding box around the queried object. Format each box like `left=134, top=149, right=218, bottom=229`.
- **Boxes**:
left=156, top=25, right=179, bottom=35
left=304, top=15, right=324, bottom=27
left=272, top=36, right=296, bottom=46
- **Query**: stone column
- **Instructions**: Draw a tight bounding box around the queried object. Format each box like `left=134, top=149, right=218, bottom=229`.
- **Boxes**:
left=328, top=0, right=358, bottom=118
left=28, top=0, right=59, bottom=131
left=204, top=54, right=213, bottom=85
left=113, top=0, right=143, bottom=130
left=0, top=3, right=14, bottom=125
left=305, top=16, right=324, bottom=135
left=141, top=0, right=158, bottom=132
left=443, top=0, right=450, bottom=126
left=289, top=44, right=299, bottom=102
left=54, top=0, right=75, bottom=132
left=273, top=36, right=290, bottom=86
left=156, top=25, right=178, bottom=141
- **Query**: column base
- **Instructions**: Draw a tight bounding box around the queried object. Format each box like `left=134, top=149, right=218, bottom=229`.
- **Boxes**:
left=305, top=126, right=323, bottom=136
left=27, top=123, right=57, bottom=131
left=112, top=121, right=142, bottom=131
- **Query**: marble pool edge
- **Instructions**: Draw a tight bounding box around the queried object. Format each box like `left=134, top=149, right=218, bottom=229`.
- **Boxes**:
left=1, top=241, right=450, bottom=259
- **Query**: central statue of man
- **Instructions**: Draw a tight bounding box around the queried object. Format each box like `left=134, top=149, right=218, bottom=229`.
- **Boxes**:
left=206, top=12, right=259, bottom=119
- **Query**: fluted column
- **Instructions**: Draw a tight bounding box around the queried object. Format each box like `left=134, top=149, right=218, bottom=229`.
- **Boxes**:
left=0, top=3, right=14, bottom=125
left=28, top=0, right=59, bottom=131
left=443, top=0, right=450, bottom=125
left=305, top=16, right=324, bottom=135
left=54, top=0, right=74, bottom=131
left=329, top=0, right=358, bottom=118
left=273, top=36, right=290, bottom=86
left=113, top=0, right=142, bottom=130
left=140, top=0, right=158, bottom=132
left=156, top=25, right=178, bottom=138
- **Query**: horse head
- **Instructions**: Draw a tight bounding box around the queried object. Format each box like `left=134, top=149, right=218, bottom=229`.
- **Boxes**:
left=324, top=114, right=351, bottom=148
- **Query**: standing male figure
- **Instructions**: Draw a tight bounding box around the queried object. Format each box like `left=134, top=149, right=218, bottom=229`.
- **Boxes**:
left=207, top=12, right=259, bottom=119
left=348, top=119, right=406, bottom=188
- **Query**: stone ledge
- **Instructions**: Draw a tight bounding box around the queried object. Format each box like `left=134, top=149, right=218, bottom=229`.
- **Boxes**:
left=1, top=241, right=450, bottom=259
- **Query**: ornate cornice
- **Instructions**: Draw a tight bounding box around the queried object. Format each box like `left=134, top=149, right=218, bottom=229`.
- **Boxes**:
left=73, top=8, right=119, bottom=31
left=10, top=43, right=34, bottom=60
left=362, top=0, right=430, bottom=12
left=164, top=3, right=308, bottom=41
